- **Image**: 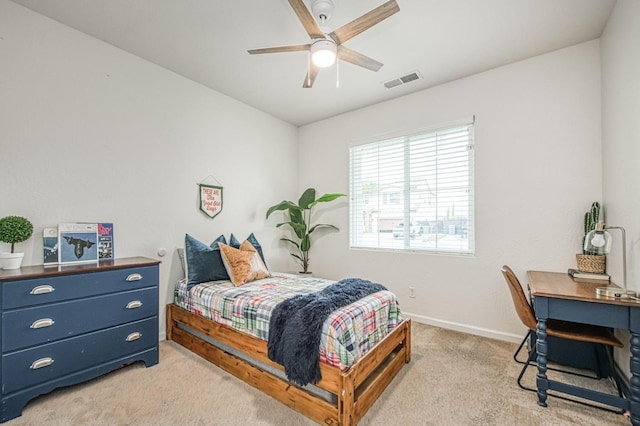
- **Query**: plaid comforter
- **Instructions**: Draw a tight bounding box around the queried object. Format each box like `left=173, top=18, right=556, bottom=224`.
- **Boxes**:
left=174, top=273, right=402, bottom=369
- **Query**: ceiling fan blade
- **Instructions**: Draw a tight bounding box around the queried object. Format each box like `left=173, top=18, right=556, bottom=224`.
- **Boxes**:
left=303, top=64, right=320, bottom=88
left=338, top=46, right=383, bottom=72
left=248, top=44, right=310, bottom=55
left=288, top=0, right=326, bottom=40
left=329, top=0, right=400, bottom=45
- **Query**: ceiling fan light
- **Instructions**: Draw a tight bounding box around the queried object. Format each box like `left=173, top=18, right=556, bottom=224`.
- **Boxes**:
left=311, top=40, right=337, bottom=68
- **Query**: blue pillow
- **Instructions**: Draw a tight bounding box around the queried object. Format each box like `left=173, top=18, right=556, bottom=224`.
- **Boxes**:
left=229, top=233, right=267, bottom=267
left=184, top=234, right=228, bottom=286
left=229, top=233, right=241, bottom=248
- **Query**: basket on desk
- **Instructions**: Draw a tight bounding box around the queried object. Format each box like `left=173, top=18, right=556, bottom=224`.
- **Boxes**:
left=576, top=254, right=606, bottom=273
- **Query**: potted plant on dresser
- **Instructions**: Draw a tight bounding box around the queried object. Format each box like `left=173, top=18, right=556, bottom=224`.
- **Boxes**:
left=0, top=215, right=34, bottom=269
left=266, top=188, right=345, bottom=274
left=576, top=202, right=606, bottom=273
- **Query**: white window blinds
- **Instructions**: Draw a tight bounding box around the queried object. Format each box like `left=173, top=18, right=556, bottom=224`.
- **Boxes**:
left=349, top=120, right=474, bottom=254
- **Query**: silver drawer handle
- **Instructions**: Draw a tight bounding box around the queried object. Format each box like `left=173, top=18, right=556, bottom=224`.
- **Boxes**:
left=126, top=332, right=142, bottom=342
left=125, top=273, right=142, bottom=282
left=30, top=318, right=55, bottom=329
left=30, top=285, right=55, bottom=295
left=30, top=357, right=54, bottom=369
left=126, top=300, right=143, bottom=309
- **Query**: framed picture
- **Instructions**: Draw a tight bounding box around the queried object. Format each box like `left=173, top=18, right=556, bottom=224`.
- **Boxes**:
left=97, top=222, right=114, bottom=261
left=43, top=227, right=59, bottom=266
left=58, top=223, right=99, bottom=264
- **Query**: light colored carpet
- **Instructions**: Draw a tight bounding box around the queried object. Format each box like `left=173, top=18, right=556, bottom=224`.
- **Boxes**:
left=8, top=322, right=629, bottom=425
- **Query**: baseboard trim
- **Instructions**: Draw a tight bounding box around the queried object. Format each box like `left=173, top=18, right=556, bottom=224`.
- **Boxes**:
left=402, top=311, right=523, bottom=344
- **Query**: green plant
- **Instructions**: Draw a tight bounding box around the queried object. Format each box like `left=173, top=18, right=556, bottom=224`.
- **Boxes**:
left=266, top=188, right=346, bottom=273
left=0, top=215, right=34, bottom=253
left=582, top=202, right=601, bottom=255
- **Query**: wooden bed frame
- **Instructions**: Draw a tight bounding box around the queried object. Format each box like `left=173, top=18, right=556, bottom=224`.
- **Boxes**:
left=166, top=303, right=411, bottom=425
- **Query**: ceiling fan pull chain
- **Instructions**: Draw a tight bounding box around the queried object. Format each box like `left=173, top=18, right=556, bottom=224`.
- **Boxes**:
left=336, top=58, right=340, bottom=88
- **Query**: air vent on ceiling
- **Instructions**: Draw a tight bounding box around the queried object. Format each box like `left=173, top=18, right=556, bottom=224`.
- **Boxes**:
left=383, top=70, right=423, bottom=89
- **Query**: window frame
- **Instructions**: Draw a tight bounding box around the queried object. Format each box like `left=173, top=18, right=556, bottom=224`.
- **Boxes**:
left=348, top=118, right=475, bottom=255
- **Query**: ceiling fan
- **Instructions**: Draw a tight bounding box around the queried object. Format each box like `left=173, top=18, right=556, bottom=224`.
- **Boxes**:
left=248, top=0, right=400, bottom=88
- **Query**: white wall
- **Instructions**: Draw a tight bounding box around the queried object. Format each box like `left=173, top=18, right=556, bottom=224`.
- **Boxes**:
left=600, top=0, right=640, bottom=373
left=298, top=41, right=603, bottom=341
left=601, top=0, right=640, bottom=295
left=0, top=0, right=298, bottom=338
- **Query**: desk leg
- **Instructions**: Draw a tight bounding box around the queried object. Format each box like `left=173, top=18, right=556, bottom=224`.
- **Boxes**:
left=536, top=318, right=549, bottom=407
left=630, top=332, right=640, bottom=425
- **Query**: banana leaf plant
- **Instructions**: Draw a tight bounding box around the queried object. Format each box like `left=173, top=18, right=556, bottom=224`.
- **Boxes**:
left=266, top=188, right=346, bottom=273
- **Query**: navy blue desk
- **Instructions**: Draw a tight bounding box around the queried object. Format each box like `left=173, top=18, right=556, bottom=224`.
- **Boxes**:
left=527, top=270, right=640, bottom=424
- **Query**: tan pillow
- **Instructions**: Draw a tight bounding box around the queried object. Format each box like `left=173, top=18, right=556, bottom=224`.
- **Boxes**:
left=218, top=240, right=270, bottom=286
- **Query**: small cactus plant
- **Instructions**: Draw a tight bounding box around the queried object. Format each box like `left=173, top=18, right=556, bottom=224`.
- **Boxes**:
left=582, top=202, right=600, bottom=255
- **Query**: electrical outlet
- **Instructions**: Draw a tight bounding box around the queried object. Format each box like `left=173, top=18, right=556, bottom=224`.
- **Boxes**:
left=409, top=287, right=416, bottom=298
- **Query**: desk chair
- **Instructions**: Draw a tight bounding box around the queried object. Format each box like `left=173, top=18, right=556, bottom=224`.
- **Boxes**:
left=501, top=265, right=624, bottom=412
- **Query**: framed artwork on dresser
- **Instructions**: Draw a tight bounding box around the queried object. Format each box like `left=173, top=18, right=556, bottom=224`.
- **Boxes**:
left=42, top=227, right=58, bottom=266
left=58, top=223, right=98, bottom=264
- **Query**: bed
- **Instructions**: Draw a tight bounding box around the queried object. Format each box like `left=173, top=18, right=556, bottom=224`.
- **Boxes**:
left=166, top=272, right=411, bottom=425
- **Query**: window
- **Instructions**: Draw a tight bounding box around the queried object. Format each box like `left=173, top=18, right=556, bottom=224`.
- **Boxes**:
left=349, top=119, right=475, bottom=254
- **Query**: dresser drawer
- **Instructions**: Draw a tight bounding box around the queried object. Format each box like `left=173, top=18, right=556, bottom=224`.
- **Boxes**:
left=2, top=287, right=158, bottom=352
left=2, top=317, right=157, bottom=394
left=2, top=265, right=158, bottom=310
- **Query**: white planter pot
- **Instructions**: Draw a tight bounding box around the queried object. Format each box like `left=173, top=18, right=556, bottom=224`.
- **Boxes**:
left=0, top=252, right=25, bottom=270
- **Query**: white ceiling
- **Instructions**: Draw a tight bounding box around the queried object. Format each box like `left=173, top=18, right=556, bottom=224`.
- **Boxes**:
left=11, top=0, right=616, bottom=126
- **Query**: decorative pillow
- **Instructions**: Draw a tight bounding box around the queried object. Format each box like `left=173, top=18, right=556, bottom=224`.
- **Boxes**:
left=246, top=232, right=267, bottom=267
left=184, top=234, right=229, bottom=286
left=218, top=240, right=270, bottom=286
left=229, top=233, right=241, bottom=248
left=229, top=233, right=267, bottom=267
left=177, top=247, right=186, bottom=275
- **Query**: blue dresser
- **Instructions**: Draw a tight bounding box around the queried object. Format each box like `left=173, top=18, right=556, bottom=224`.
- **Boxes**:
left=0, top=257, right=160, bottom=423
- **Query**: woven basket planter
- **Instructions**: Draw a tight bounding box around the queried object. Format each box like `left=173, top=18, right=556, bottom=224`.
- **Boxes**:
left=576, top=254, right=606, bottom=273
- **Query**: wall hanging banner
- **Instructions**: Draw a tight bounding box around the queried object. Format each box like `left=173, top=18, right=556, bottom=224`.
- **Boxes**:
left=199, top=183, right=223, bottom=219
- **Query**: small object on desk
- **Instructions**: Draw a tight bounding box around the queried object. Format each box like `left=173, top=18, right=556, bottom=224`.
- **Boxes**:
left=567, top=268, right=610, bottom=281
left=596, top=285, right=638, bottom=299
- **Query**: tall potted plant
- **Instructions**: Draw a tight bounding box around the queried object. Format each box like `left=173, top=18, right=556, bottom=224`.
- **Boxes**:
left=576, top=202, right=606, bottom=273
left=0, top=215, right=34, bottom=270
left=266, top=188, right=346, bottom=274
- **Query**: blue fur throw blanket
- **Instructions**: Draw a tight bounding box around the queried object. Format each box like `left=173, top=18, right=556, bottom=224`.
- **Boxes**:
left=267, top=278, right=387, bottom=386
